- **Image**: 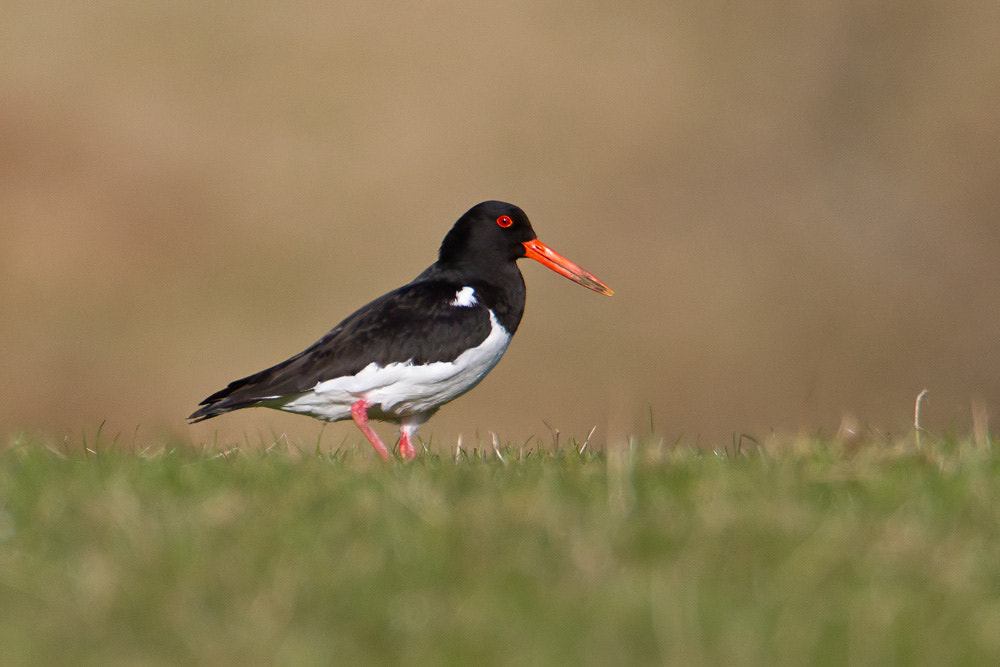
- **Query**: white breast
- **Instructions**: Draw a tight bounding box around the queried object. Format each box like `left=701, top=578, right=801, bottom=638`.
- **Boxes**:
left=276, top=309, right=512, bottom=422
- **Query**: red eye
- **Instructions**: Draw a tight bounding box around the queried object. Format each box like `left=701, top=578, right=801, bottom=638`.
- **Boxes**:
left=497, top=215, right=513, bottom=228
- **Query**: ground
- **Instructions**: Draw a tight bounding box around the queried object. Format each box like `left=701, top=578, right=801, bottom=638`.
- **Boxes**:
left=1, top=431, right=998, bottom=665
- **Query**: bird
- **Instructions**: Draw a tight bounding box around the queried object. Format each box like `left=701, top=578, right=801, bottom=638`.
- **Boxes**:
left=189, top=201, right=613, bottom=460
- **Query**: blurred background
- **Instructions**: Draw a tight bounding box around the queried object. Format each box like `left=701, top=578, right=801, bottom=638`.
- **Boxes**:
left=2, top=0, right=997, bottom=449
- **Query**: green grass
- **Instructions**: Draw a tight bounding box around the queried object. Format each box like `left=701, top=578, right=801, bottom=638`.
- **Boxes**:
left=1, top=434, right=999, bottom=666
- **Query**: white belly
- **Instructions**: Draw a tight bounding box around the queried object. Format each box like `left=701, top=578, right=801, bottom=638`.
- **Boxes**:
left=275, top=310, right=512, bottom=422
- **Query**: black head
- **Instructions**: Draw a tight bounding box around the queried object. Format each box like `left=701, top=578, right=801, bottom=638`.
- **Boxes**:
left=437, top=200, right=614, bottom=295
left=437, top=201, right=537, bottom=267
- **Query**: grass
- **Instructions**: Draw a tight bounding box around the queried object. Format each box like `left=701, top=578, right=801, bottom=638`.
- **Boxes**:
left=1, top=432, right=999, bottom=666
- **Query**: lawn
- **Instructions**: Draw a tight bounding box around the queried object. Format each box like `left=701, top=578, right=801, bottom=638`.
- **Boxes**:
left=1, top=432, right=999, bottom=666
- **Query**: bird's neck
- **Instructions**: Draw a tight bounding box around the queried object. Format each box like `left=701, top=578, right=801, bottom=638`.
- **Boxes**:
left=416, top=260, right=527, bottom=334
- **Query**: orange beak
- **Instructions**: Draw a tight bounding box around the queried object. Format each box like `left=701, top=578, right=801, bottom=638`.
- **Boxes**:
left=522, top=239, right=614, bottom=296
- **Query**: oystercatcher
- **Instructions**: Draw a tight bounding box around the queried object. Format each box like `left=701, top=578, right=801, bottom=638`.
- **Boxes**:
left=189, top=201, right=612, bottom=460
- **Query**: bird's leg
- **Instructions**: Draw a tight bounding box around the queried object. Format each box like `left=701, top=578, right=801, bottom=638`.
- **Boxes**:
left=397, top=414, right=429, bottom=461
left=398, top=422, right=419, bottom=461
left=350, top=399, right=390, bottom=461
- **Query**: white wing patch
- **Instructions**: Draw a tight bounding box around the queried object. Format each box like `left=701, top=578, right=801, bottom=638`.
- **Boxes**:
left=450, top=286, right=477, bottom=307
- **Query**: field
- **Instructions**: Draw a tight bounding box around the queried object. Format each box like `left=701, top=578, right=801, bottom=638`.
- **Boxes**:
left=2, top=431, right=999, bottom=666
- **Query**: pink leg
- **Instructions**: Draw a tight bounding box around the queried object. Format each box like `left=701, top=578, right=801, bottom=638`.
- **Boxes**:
left=398, top=423, right=418, bottom=461
left=351, top=399, right=390, bottom=461
left=398, top=417, right=427, bottom=462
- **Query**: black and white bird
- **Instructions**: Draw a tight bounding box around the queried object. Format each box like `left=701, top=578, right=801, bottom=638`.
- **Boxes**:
left=189, top=201, right=613, bottom=460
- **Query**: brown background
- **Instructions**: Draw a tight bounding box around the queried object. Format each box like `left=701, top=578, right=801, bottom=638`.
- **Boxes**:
left=3, top=1, right=997, bottom=448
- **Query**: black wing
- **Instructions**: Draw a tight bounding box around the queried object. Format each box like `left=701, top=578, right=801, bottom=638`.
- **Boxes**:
left=188, top=281, right=496, bottom=421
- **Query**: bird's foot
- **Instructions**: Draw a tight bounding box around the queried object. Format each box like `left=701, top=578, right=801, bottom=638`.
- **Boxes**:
left=398, top=429, right=417, bottom=461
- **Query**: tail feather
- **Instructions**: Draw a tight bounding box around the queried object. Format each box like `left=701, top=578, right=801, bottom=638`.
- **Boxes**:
left=188, top=381, right=277, bottom=423
left=188, top=399, right=249, bottom=423
left=188, top=400, right=250, bottom=423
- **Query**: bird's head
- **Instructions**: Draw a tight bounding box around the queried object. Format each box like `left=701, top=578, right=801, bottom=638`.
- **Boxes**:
left=438, top=201, right=613, bottom=296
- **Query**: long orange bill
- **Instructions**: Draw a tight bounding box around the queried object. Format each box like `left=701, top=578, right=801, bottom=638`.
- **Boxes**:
left=522, top=239, right=614, bottom=296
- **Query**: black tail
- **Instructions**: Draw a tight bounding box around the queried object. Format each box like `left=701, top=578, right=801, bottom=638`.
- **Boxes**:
left=188, top=382, right=268, bottom=423
left=188, top=398, right=248, bottom=423
left=188, top=401, right=237, bottom=423
left=188, top=339, right=320, bottom=424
